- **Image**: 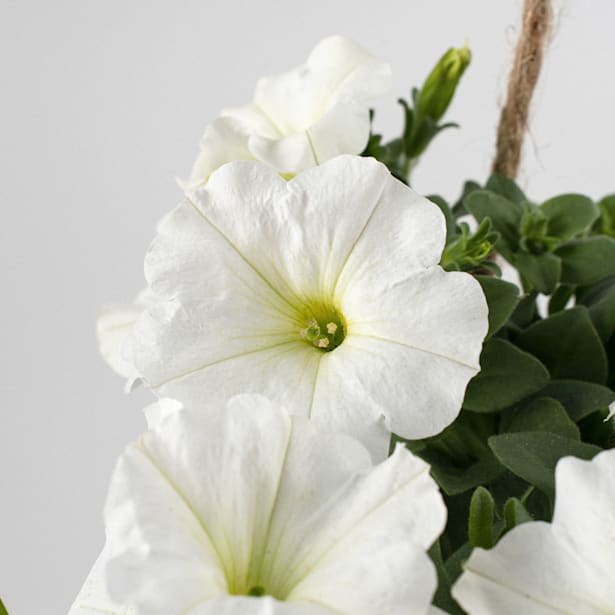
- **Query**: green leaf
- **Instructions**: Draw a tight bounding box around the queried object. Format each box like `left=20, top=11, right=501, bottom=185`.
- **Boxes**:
left=509, top=291, right=538, bottom=329
left=488, top=432, right=602, bottom=498
left=464, top=190, right=522, bottom=257
left=463, top=339, right=550, bottom=413
left=548, top=284, right=575, bottom=315
left=428, top=194, right=456, bottom=243
left=503, top=497, right=533, bottom=532
left=453, top=180, right=481, bottom=216
left=0, top=600, right=8, bottom=615
left=468, top=486, right=495, bottom=548
left=485, top=174, right=528, bottom=204
left=516, top=306, right=608, bottom=384
left=514, top=251, right=561, bottom=294
left=555, top=236, right=615, bottom=285
left=429, top=542, right=464, bottom=615
left=529, top=380, right=615, bottom=422
left=424, top=452, right=505, bottom=496
left=475, top=275, right=519, bottom=338
left=540, top=194, right=598, bottom=240
left=503, top=397, right=580, bottom=439
left=577, top=275, right=615, bottom=340
left=595, top=194, right=615, bottom=236
left=444, top=542, right=474, bottom=586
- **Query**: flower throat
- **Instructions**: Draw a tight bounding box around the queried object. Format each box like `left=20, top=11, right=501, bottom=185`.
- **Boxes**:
left=299, top=306, right=345, bottom=352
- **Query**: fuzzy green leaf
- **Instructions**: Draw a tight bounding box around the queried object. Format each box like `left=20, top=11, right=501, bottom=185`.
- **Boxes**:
left=514, top=251, right=561, bottom=294
left=464, top=190, right=522, bottom=256
left=488, top=432, right=601, bottom=498
left=485, top=175, right=528, bottom=204
left=475, top=275, right=519, bottom=338
left=463, top=339, right=550, bottom=413
left=503, top=397, right=580, bottom=439
left=516, top=306, right=608, bottom=384
left=556, top=236, right=615, bottom=285
left=529, top=380, right=615, bottom=422
left=503, top=497, right=533, bottom=532
left=468, top=486, right=495, bottom=548
left=540, top=194, right=598, bottom=241
left=577, top=275, right=615, bottom=340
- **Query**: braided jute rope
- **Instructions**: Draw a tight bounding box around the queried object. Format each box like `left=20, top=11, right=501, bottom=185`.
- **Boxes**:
left=492, top=0, right=553, bottom=179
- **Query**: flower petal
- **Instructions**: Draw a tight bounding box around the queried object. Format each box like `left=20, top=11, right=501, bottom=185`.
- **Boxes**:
left=453, top=449, right=615, bottom=614
left=452, top=523, right=604, bottom=615
left=346, top=267, right=487, bottom=371
left=319, top=335, right=476, bottom=440
left=253, top=36, right=391, bottom=135
left=188, top=117, right=253, bottom=187
left=68, top=545, right=134, bottom=615
left=76, top=397, right=445, bottom=614
left=283, top=446, right=445, bottom=614
left=248, top=132, right=317, bottom=175
left=551, top=449, right=615, bottom=586
left=333, top=173, right=446, bottom=299
left=186, top=156, right=399, bottom=302
left=197, top=595, right=337, bottom=614
left=306, top=97, right=371, bottom=165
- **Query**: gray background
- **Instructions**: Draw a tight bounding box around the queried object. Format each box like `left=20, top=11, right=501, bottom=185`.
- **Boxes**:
left=1, top=1, right=614, bottom=613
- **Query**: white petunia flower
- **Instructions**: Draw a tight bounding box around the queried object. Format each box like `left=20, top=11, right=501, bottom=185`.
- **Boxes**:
left=96, top=288, right=156, bottom=382
left=452, top=447, right=615, bottom=614
left=68, top=394, right=447, bottom=615
left=188, top=35, right=391, bottom=184
left=129, top=155, right=488, bottom=459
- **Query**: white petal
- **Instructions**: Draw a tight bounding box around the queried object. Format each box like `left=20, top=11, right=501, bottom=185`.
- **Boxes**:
left=453, top=523, right=605, bottom=615
left=96, top=288, right=155, bottom=381
left=221, top=103, right=280, bottom=139
left=83, top=397, right=445, bottom=614
left=188, top=116, right=253, bottom=188
left=96, top=303, right=145, bottom=379
left=346, top=267, right=487, bottom=374
left=104, top=446, right=227, bottom=614
left=253, top=35, right=391, bottom=135
left=453, top=449, right=615, bottom=614
left=248, top=132, right=316, bottom=175
left=333, top=172, right=446, bottom=299
left=186, top=156, right=400, bottom=302
left=196, top=595, right=337, bottom=614
left=306, top=97, right=371, bottom=164
left=67, top=544, right=134, bottom=615
left=282, top=445, right=445, bottom=614
left=319, top=335, right=476, bottom=440
left=142, top=398, right=183, bottom=430
left=551, top=449, right=615, bottom=584
left=290, top=540, right=436, bottom=615
left=132, top=185, right=307, bottom=388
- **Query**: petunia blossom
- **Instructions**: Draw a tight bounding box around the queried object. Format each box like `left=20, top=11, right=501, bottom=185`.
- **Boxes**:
left=128, top=155, right=488, bottom=458
left=96, top=289, right=155, bottom=382
left=68, top=394, right=447, bottom=614
left=188, top=35, right=391, bottom=185
left=452, top=447, right=615, bottom=614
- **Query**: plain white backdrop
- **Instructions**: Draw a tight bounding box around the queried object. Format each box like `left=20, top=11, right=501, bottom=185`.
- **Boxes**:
left=1, top=1, right=614, bottom=612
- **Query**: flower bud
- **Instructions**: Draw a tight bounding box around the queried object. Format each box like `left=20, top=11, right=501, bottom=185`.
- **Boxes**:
left=416, top=44, right=471, bottom=123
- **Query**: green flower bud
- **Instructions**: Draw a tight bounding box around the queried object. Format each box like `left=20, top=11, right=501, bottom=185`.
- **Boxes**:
left=416, top=44, right=471, bottom=123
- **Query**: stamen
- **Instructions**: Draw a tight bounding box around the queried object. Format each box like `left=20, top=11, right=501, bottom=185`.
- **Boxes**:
left=304, top=319, right=321, bottom=341
left=326, top=322, right=338, bottom=334
left=316, top=338, right=330, bottom=348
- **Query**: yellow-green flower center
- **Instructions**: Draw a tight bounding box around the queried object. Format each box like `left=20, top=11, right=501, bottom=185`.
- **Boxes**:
left=299, top=305, right=346, bottom=352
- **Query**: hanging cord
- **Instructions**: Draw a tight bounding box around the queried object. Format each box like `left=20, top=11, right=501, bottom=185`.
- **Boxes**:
left=492, top=0, right=553, bottom=178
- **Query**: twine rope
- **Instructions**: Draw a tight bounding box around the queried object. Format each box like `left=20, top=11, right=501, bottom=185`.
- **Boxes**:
left=492, top=0, right=553, bottom=179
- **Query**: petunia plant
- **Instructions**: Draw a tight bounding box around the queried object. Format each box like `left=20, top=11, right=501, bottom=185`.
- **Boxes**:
left=44, top=22, right=615, bottom=615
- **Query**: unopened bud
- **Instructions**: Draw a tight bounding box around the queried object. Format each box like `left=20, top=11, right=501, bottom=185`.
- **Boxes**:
left=416, top=44, right=471, bottom=123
